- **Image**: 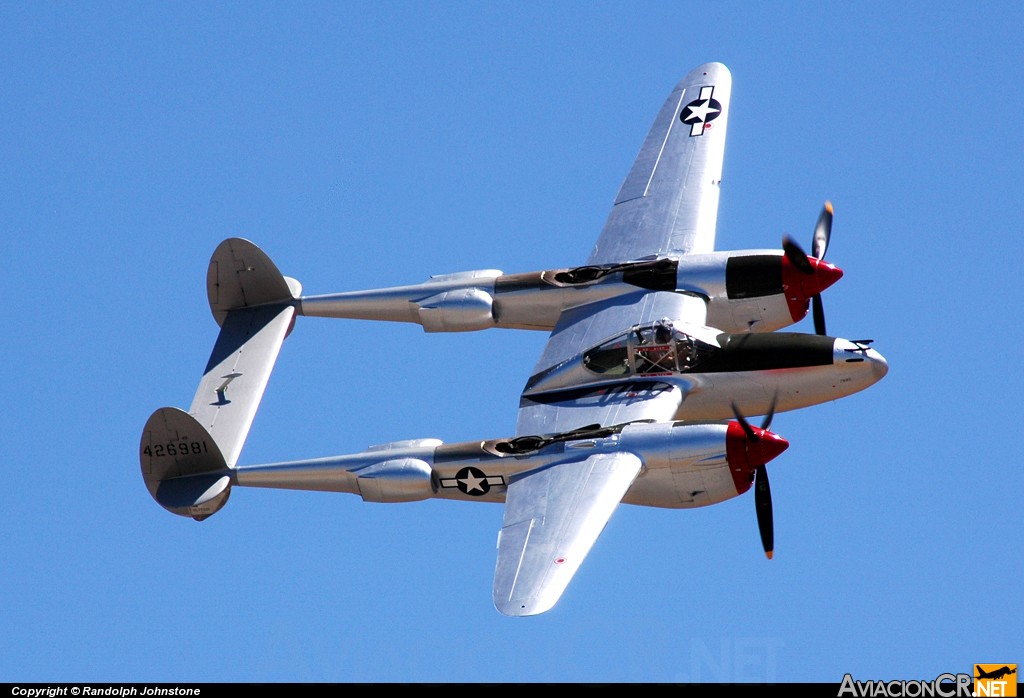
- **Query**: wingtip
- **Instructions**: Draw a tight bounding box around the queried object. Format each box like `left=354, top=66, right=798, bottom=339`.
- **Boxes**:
left=765, top=550, right=774, bottom=560
left=494, top=599, right=553, bottom=618
left=824, top=200, right=834, bottom=214
left=686, top=62, right=732, bottom=82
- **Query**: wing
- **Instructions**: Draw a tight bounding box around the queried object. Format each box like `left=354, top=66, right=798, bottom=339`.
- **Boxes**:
left=493, top=451, right=642, bottom=616
left=515, top=290, right=706, bottom=435
left=587, top=62, right=731, bottom=264
left=493, top=65, right=732, bottom=616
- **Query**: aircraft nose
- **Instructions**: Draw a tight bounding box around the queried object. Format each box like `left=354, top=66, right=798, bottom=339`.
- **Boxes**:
left=833, top=339, right=888, bottom=383
left=866, top=347, right=889, bottom=380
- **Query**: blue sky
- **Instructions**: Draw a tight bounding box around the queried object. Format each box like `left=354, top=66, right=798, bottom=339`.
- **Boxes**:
left=2, top=1, right=1021, bottom=683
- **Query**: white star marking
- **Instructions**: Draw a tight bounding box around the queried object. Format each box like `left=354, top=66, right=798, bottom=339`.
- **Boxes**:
left=685, top=99, right=719, bottom=124
left=459, top=470, right=486, bottom=493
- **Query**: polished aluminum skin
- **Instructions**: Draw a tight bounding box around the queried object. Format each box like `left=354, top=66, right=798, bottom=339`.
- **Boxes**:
left=140, top=62, right=887, bottom=617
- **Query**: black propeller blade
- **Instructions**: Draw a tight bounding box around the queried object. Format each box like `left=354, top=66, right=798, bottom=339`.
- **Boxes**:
left=731, top=402, right=758, bottom=441
left=782, top=235, right=815, bottom=275
left=761, top=392, right=777, bottom=432
left=811, top=294, right=827, bottom=336
left=754, top=465, right=774, bottom=559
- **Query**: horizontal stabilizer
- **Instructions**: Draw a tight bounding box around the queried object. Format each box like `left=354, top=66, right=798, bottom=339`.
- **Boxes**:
left=190, top=239, right=301, bottom=468
left=140, top=407, right=231, bottom=520
left=141, top=238, right=300, bottom=519
left=190, top=303, right=296, bottom=467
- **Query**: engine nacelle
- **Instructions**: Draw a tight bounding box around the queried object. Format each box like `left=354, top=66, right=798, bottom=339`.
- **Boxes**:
left=541, top=252, right=830, bottom=334
left=678, top=252, right=785, bottom=332
left=678, top=251, right=833, bottom=333
left=416, top=287, right=496, bottom=332
left=355, top=457, right=436, bottom=503
left=616, top=420, right=787, bottom=509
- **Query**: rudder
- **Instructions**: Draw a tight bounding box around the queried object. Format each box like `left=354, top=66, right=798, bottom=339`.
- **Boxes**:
left=140, top=407, right=231, bottom=520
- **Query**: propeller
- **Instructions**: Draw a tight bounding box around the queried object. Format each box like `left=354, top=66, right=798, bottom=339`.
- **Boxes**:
left=731, top=397, right=783, bottom=560
left=781, top=202, right=840, bottom=336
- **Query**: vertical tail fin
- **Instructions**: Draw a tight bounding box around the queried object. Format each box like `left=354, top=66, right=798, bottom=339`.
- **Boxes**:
left=140, top=407, right=231, bottom=520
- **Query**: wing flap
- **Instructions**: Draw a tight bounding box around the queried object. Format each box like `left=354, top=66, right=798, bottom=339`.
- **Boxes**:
left=493, top=451, right=642, bottom=616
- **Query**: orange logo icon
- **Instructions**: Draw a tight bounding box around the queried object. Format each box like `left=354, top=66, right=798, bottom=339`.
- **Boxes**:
left=974, top=665, right=1017, bottom=697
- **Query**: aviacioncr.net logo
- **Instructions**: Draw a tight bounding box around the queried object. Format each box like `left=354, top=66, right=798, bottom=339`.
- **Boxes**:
left=838, top=673, right=973, bottom=697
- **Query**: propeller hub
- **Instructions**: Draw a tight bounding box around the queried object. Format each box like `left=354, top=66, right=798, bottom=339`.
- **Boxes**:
left=751, top=429, right=789, bottom=465
left=725, top=421, right=789, bottom=494
left=781, top=255, right=844, bottom=322
left=810, top=259, right=843, bottom=295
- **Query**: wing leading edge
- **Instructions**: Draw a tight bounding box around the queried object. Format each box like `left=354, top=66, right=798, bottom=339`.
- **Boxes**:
left=587, top=62, right=731, bottom=264
left=493, top=451, right=642, bottom=616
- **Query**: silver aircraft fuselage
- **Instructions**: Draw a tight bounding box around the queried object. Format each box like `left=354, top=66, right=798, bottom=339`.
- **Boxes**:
left=519, top=320, right=888, bottom=422
left=232, top=419, right=786, bottom=511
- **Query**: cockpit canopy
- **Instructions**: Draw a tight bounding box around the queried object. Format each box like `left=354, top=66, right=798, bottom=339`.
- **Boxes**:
left=583, top=320, right=717, bottom=377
